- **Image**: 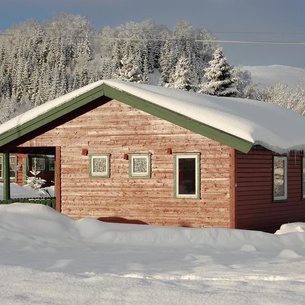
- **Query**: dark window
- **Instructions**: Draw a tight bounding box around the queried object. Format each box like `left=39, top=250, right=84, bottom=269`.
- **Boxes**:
left=175, top=154, right=200, bottom=198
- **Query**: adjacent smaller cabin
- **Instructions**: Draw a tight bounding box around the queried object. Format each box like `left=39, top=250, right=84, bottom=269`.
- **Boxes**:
left=1, top=80, right=305, bottom=232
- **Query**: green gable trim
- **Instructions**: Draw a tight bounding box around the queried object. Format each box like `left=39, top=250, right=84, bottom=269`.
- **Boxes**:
left=103, top=84, right=253, bottom=153
left=0, top=82, right=253, bottom=153
left=0, top=85, right=105, bottom=147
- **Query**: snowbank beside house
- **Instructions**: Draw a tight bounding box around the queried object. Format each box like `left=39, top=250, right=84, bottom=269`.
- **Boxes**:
left=0, top=203, right=304, bottom=304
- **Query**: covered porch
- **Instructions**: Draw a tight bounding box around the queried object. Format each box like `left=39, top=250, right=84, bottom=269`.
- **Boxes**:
left=0, top=146, right=60, bottom=211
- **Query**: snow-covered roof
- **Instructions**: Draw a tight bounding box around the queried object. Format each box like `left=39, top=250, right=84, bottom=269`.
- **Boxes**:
left=1, top=79, right=305, bottom=154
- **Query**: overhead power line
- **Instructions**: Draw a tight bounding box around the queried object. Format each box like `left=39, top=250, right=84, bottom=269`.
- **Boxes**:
left=213, top=31, right=305, bottom=35
left=0, top=32, right=305, bottom=45
left=206, top=40, right=305, bottom=45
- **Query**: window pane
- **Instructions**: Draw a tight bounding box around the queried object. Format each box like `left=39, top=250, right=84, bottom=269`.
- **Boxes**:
left=133, top=157, right=147, bottom=174
left=129, top=154, right=151, bottom=178
left=90, top=155, right=110, bottom=178
left=10, top=156, right=17, bottom=178
left=178, top=158, right=196, bottom=195
left=273, top=157, right=287, bottom=200
left=93, top=157, right=107, bottom=173
left=0, top=156, right=17, bottom=180
left=31, top=157, right=45, bottom=171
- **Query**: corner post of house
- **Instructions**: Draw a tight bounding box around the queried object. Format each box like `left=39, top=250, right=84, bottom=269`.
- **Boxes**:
left=3, top=150, right=11, bottom=201
left=55, top=146, right=61, bottom=212
left=229, top=148, right=236, bottom=229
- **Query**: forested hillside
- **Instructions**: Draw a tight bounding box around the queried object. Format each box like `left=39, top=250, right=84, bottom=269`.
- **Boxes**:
left=0, top=15, right=304, bottom=124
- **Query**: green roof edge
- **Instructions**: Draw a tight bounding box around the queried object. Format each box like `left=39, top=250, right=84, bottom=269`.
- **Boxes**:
left=0, top=82, right=253, bottom=153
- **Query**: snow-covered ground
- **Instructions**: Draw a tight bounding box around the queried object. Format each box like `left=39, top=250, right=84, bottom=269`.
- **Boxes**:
left=0, top=202, right=305, bottom=305
left=0, top=183, right=55, bottom=199
left=1, top=67, right=305, bottom=304
left=245, top=65, right=305, bottom=88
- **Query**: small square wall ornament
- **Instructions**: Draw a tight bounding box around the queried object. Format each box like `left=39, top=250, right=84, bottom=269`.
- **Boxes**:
left=82, top=148, right=88, bottom=156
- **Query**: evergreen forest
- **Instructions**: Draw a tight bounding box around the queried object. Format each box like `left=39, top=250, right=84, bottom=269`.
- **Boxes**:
left=0, top=15, right=304, bottom=124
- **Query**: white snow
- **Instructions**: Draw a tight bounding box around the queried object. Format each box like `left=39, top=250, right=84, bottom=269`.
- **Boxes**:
left=244, top=65, right=305, bottom=88
left=0, top=183, right=40, bottom=199
left=1, top=79, right=305, bottom=153
left=0, top=202, right=304, bottom=305
left=0, top=183, right=55, bottom=199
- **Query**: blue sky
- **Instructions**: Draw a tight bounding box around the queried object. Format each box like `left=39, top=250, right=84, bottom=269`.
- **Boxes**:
left=1, top=0, right=305, bottom=68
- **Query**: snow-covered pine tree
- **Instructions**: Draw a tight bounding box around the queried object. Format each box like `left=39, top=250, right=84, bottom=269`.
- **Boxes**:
left=0, top=17, right=218, bottom=122
left=117, top=42, right=143, bottom=83
left=170, top=55, right=193, bottom=91
left=158, top=40, right=172, bottom=86
left=142, top=52, right=149, bottom=84
left=199, top=47, right=237, bottom=97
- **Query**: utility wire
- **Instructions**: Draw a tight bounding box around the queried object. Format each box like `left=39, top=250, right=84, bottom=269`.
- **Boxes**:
left=206, top=40, right=305, bottom=45
left=0, top=32, right=305, bottom=45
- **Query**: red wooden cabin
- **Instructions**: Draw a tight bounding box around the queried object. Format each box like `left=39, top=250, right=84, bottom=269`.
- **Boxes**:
left=1, top=80, right=305, bottom=232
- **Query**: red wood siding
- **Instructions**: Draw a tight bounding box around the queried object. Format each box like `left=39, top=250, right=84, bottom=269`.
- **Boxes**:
left=235, top=149, right=305, bottom=232
left=16, top=99, right=233, bottom=228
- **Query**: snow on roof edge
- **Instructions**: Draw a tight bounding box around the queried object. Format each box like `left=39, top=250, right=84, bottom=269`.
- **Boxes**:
left=1, top=79, right=305, bottom=154
left=103, top=80, right=305, bottom=154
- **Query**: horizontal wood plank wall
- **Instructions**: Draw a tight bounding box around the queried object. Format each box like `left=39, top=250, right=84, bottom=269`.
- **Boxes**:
left=17, top=100, right=233, bottom=228
left=235, top=149, right=305, bottom=232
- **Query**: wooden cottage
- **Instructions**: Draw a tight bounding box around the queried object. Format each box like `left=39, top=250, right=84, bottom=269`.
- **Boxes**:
left=1, top=80, right=305, bottom=232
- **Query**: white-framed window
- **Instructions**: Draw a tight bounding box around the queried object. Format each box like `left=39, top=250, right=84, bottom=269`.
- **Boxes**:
left=273, top=156, right=288, bottom=201
left=302, top=157, right=305, bottom=199
left=89, top=154, right=110, bottom=178
left=174, top=153, right=200, bottom=199
left=129, top=154, right=151, bottom=178
left=0, top=155, right=17, bottom=181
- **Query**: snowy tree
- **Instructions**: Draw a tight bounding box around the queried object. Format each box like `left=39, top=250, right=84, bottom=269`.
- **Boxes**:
left=142, top=52, right=149, bottom=84
left=232, top=66, right=260, bottom=99
left=0, top=17, right=218, bottom=122
left=198, top=47, right=237, bottom=97
left=158, top=40, right=174, bottom=86
left=118, top=52, right=142, bottom=83
left=170, top=56, right=194, bottom=91
left=261, top=81, right=305, bottom=115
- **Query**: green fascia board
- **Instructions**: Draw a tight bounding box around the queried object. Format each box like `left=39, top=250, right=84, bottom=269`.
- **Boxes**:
left=0, top=85, right=105, bottom=147
left=0, top=83, right=253, bottom=153
left=102, top=84, right=253, bottom=153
